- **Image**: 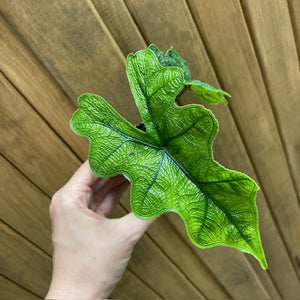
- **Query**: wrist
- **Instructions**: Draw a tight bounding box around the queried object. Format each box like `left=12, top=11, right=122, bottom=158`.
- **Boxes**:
left=46, top=274, right=109, bottom=299
left=47, top=250, right=110, bottom=299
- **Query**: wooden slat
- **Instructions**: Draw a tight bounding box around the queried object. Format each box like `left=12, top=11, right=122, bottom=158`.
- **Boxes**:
left=187, top=0, right=300, bottom=289
left=0, top=222, right=52, bottom=297
left=0, top=73, right=81, bottom=196
left=128, top=227, right=204, bottom=298
left=0, top=156, right=52, bottom=254
left=241, top=0, right=300, bottom=201
left=2, top=0, right=299, bottom=297
left=0, top=0, right=140, bottom=124
left=124, top=1, right=218, bottom=87
left=91, top=0, right=147, bottom=55
left=287, top=0, right=300, bottom=58
left=124, top=1, right=285, bottom=299
left=0, top=73, right=204, bottom=298
left=110, top=269, right=162, bottom=300
left=0, top=275, right=41, bottom=300
left=0, top=15, right=88, bottom=161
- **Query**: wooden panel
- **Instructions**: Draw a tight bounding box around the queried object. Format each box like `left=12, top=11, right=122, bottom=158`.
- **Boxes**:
left=0, top=16, right=88, bottom=161
left=124, top=0, right=218, bottom=87
left=92, top=0, right=146, bottom=55
left=287, top=0, right=300, bottom=58
left=124, top=1, right=288, bottom=299
left=1, top=0, right=299, bottom=298
left=0, top=222, right=52, bottom=297
left=187, top=0, right=300, bottom=290
left=0, top=156, right=52, bottom=254
left=0, top=73, right=81, bottom=196
left=0, top=0, right=140, bottom=124
left=240, top=0, right=300, bottom=199
left=0, top=275, right=41, bottom=300
left=110, top=270, right=162, bottom=299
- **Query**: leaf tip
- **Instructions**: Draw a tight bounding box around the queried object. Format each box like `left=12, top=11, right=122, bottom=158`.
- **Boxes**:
left=256, top=248, right=268, bottom=270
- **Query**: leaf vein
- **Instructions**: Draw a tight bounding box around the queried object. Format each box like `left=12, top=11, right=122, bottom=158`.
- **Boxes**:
left=164, top=150, right=253, bottom=247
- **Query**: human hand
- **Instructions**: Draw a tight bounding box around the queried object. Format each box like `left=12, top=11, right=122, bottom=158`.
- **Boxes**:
left=46, top=161, right=155, bottom=299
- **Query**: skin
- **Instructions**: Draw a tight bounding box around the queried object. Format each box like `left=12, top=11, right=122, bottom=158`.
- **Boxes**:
left=46, top=161, right=155, bottom=299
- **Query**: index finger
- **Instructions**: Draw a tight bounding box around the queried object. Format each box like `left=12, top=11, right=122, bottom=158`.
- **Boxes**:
left=66, top=160, right=99, bottom=188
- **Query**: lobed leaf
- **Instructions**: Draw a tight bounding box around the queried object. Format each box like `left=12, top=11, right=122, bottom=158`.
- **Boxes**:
left=70, top=45, right=267, bottom=269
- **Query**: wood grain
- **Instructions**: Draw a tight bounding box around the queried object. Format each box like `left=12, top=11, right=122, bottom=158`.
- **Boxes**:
left=0, top=275, right=41, bottom=300
left=0, top=72, right=81, bottom=196
left=187, top=0, right=300, bottom=293
left=287, top=0, right=300, bottom=58
left=110, top=269, right=162, bottom=299
left=0, top=155, right=52, bottom=255
left=0, top=222, right=52, bottom=297
left=0, top=0, right=141, bottom=124
left=1, top=0, right=300, bottom=297
left=241, top=0, right=300, bottom=201
left=0, top=15, right=89, bottom=161
left=92, top=0, right=147, bottom=55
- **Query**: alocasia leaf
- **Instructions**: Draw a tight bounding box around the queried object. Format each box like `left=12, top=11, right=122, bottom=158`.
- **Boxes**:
left=70, top=45, right=267, bottom=269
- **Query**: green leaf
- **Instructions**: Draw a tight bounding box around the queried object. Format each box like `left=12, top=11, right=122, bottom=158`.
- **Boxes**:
left=70, top=45, right=267, bottom=269
left=186, top=80, right=231, bottom=105
left=148, top=44, right=230, bottom=105
left=149, top=44, right=191, bottom=81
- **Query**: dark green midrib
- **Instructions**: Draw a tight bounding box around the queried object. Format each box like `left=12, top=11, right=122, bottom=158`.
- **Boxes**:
left=138, top=72, right=254, bottom=247
left=163, top=148, right=254, bottom=249
left=136, top=66, right=163, bottom=145
left=134, top=55, right=184, bottom=146
left=93, top=121, right=162, bottom=150
left=142, top=152, right=166, bottom=200
left=144, top=93, right=162, bottom=144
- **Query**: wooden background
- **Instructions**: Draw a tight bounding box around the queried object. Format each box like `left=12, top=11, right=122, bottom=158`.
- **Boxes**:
left=1, top=0, right=299, bottom=299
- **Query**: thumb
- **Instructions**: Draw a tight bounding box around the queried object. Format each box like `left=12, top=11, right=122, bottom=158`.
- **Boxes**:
left=121, top=212, right=157, bottom=237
